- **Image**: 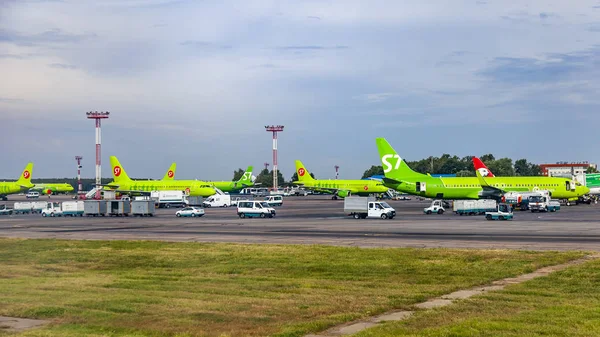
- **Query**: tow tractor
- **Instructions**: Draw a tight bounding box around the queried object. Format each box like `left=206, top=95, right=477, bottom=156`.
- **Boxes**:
left=485, top=203, right=513, bottom=220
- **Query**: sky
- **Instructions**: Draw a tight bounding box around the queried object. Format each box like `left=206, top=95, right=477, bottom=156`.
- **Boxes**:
left=2, top=0, right=600, bottom=180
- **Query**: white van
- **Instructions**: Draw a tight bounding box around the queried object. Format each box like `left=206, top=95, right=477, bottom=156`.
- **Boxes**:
left=26, top=191, right=40, bottom=199
left=264, top=195, right=283, bottom=207
left=237, top=201, right=276, bottom=218
left=203, top=195, right=231, bottom=208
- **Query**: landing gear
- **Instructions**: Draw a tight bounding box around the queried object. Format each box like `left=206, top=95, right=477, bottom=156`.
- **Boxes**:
left=331, top=195, right=338, bottom=200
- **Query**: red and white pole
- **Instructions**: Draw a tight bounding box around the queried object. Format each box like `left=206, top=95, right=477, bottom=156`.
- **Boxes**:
left=265, top=125, right=284, bottom=190
left=87, top=111, right=110, bottom=199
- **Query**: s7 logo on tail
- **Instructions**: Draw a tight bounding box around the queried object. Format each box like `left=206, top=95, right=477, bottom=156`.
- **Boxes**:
left=382, top=154, right=401, bottom=173
left=242, top=172, right=252, bottom=181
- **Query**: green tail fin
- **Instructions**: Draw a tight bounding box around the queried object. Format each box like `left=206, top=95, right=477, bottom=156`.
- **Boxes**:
left=375, top=138, right=421, bottom=179
left=16, top=162, right=34, bottom=188
left=294, top=160, right=315, bottom=182
left=163, top=163, right=176, bottom=180
left=237, top=166, right=254, bottom=185
left=109, top=156, right=131, bottom=182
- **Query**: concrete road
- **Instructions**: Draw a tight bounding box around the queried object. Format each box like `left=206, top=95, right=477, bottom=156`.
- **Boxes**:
left=1, top=195, right=599, bottom=250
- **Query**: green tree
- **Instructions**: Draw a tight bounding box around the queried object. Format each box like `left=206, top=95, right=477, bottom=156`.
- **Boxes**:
left=480, top=154, right=495, bottom=163
left=455, top=170, right=475, bottom=177
left=361, top=165, right=384, bottom=179
left=255, top=169, right=286, bottom=188
left=487, top=158, right=515, bottom=176
left=232, top=168, right=245, bottom=181
left=290, top=172, right=315, bottom=182
left=586, top=166, right=599, bottom=174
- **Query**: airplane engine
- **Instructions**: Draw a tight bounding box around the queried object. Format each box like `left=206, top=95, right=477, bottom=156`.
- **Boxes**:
left=45, top=189, right=53, bottom=195
left=337, top=190, right=350, bottom=198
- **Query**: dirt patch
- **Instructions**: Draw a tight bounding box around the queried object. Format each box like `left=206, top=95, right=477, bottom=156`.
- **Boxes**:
left=0, top=316, right=49, bottom=333
left=306, top=254, right=600, bottom=336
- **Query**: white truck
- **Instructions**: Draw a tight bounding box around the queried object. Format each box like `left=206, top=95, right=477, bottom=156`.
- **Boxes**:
left=503, top=190, right=551, bottom=211
left=528, top=195, right=561, bottom=212
left=453, top=199, right=497, bottom=215
left=151, top=190, right=186, bottom=208
left=202, top=194, right=232, bottom=208
left=423, top=200, right=450, bottom=214
left=41, top=201, right=85, bottom=217
left=344, top=196, right=396, bottom=219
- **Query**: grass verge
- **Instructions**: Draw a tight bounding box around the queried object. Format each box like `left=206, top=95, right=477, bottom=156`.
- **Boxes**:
left=0, top=238, right=585, bottom=337
left=356, top=257, right=600, bottom=337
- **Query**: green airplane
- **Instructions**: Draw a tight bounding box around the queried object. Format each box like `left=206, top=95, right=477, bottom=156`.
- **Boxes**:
left=30, top=183, right=74, bottom=195
left=106, top=156, right=216, bottom=197
left=0, top=163, right=34, bottom=201
left=293, top=160, right=389, bottom=199
left=376, top=138, right=589, bottom=201
left=209, top=166, right=255, bottom=193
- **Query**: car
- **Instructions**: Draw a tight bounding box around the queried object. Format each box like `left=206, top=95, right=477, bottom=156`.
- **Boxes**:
left=26, top=191, right=40, bottom=199
left=175, top=207, right=205, bottom=217
left=396, top=195, right=411, bottom=200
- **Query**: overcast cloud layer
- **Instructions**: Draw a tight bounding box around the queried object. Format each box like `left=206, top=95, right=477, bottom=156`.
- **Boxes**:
left=1, top=0, right=600, bottom=180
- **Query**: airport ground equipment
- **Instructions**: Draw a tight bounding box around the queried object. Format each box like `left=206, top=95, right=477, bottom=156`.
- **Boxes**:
left=344, top=196, right=396, bottom=219
left=423, top=200, right=450, bottom=215
left=13, top=201, right=48, bottom=214
left=0, top=205, right=12, bottom=216
left=263, top=195, right=284, bottom=207
left=485, top=203, right=514, bottom=220
left=185, top=196, right=204, bottom=206
left=26, top=191, right=40, bottom=199
left=237, top=200, right=276, bottom=218
left=175, top=207, right=205, bottom=217
left=84, top=200, right=108, bottom=217
left=529, top=195, right=561, bottom=212
left=41, top=201, right=84, bottom=217
left=151, top=191, right=186, bottom=208
left=453, top=199, right=497, bottom=215
left=108, top=200, right=131, bottom=216
left=503, top=190, right=551, bottom=210
left=131, top=200, right=155, bottom=217
left=203, top=194, right=232, bottom=208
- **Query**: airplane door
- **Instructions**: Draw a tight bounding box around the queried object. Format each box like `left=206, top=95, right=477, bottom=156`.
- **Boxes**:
left=566, top=181, right=571, bottom=191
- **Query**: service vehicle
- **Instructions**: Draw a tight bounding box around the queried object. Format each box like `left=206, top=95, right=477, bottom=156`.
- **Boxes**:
left=485, top=203, right=514, bottom=220
left=264, top=195, right=283, bottom=207
left=203, top=195, right=232, bottom=208
left=237, top=201, right=276, bottom=218
left=26, top=191, right=40, bottom=199
left=151, top=190, right=186, bottom=208
left=453, top=199, right=497, bottom=215
left=423, top=200, right=450, bottom=214
left=175, top=207, right=205, bottom=217
left=529, top=195, right=561, bottom=212
left=41, top=201, right=85, bottom=217
left=344, top=196, right=396, bottom=219
left=13, top=201, right=47, bottom=214
left=0, top=205, right=12, bottom=216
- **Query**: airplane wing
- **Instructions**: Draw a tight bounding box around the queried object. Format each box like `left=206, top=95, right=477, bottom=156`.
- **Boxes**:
left=382, top=177, right=403, bottom=185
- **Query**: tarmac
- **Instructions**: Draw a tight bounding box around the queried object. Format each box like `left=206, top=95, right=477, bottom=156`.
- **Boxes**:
left=1, top=195, right=599, bottom=251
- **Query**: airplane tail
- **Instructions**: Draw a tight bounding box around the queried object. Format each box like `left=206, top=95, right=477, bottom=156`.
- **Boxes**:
left=294, top=160, right=315, bottom=182
left=163, top=163, right=176, bottom=180
left=16, top=163, right=34, bottom=188
left=375, top=138, right=421, bottom=179
left=109, top=156, right=132, bottom=182
left=472, top=157, right=495, bottom=177
left=237, top=166, right=254, bottom=185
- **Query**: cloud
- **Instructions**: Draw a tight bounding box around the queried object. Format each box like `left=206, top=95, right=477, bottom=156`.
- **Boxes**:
left=0, top=97, right=24, bottom=103
left=354, top=93, right=398, bottom=103
left=0, top=29, right=97, bottom=46
left=48, top=63, right=77, bottom=69
left=307, top=16, right=321, bottom=20
left=180, top=40, right=232, bottom=49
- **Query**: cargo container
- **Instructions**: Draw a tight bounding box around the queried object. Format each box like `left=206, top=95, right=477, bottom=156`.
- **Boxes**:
left=108, top=200, right=131, bottom=216
left=131, top=200, right=155, bottom=217
left=453, top=200, right=497, bottom=215
left=84, top=200, right=108, bottom=217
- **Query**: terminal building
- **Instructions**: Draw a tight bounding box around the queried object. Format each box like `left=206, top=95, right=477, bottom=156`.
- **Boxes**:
left=539, top=162, right=597, bottom=177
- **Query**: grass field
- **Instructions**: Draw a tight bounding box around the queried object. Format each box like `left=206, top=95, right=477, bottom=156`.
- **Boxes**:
left=356, top=256, right=600, bottom=337
left=0, top=239, right=585, bottom=337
